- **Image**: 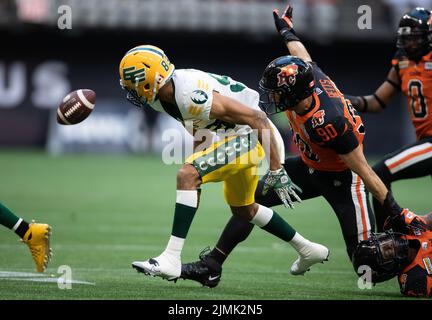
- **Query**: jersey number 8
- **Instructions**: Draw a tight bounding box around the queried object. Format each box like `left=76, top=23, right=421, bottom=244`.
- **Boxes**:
left=408, top=80, right=428, bottom=119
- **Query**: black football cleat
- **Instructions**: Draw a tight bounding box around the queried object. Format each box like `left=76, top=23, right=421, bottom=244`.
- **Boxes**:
left=180, top=247, right=222, bottom=288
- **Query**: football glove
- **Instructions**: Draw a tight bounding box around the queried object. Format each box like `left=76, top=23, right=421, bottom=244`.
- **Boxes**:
left=262, top=167, right=302, bottom=209
left=383, top=209, right=429, bottom=233
left=272, top=4, right=299, bottom=43
left=382, top=191, right=429, bottom=232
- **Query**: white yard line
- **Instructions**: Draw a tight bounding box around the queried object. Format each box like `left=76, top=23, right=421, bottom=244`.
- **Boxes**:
left=0, top=271, right=95, bottom=285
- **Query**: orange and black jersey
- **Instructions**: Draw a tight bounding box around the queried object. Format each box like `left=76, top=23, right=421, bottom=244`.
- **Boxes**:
left=392, top=50, right=432, bottom=140
left=285, top=62, right=365, bottom=172
left=398, top=227, right=432, bottom=298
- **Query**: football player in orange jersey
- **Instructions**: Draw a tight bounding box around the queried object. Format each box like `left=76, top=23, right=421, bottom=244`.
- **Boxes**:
left=178, top=4, right=419, bottom=288
left=345, top=8, right=432, bottom=232
left=352, top=207, right=432, bottom=298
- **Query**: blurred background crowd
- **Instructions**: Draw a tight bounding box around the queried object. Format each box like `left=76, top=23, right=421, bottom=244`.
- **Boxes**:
left=0, top=0, right=430, bottom=156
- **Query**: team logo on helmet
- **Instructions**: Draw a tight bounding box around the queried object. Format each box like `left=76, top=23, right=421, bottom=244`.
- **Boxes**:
left=277, top=64, right=299, bottom=87
left=122, top=66, right=146, bottom=83
left=311, top=110, right=326, bottom=128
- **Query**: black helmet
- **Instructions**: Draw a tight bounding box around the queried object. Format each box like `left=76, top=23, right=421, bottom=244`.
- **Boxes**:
left=352, top=232, right=409, bottom=284
left=397, top=7, right=432, bottom=61
left=259, top=55, right=315, bottom=115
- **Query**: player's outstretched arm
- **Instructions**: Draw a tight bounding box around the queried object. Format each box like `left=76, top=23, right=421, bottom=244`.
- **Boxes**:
left=345, top=67, right=400, bottom=113
left=338, top=146, right=429, bottom=230
left=338, top=145, right=388, bottom=204
left=273, top=4, right=312, bottom=62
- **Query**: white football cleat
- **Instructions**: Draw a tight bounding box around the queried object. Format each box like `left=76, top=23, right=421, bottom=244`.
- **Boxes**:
left=290, top=242, right=329, bottom=275
left=132, top=253, right=181, bottom=281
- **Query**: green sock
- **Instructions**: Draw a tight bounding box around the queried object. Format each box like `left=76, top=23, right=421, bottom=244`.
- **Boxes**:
left=0, top=202, right=20, bottom=229
left=0, top=202, right=29, bottom=238
left=171, top=203, right=197, bottom=238
left=251, top=205, right=296, bottom=242
left=262, top=212, right=296, bottom=242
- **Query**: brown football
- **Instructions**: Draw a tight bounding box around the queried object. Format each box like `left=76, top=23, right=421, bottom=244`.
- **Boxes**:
left=57, top=89, right=96, bottom=125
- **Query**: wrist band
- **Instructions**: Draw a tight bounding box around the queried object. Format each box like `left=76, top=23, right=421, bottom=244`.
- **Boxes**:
left=386, top=78, right=400, bottom=91
left=280, top=28, right=300, bottom=43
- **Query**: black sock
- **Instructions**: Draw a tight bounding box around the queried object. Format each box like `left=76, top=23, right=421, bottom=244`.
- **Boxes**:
left=15, top=220, right=30, bottom=239
left=210, top=215, right=254, bottom=265
left=209, top=247, right=228, bottom=265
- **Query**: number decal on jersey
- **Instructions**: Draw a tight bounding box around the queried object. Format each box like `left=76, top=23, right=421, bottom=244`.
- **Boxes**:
left=346, top=99, right=365, bottom=135
left=208, top=73, right=246, bottom=93
left=294, top=134, right=319, bottom=162
left=408, top=80, right=428, bottom=119
left=316, top=124, right=338, bottom=142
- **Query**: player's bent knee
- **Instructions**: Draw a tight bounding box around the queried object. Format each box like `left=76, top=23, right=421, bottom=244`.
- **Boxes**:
left=230, top=203, right=258, bottom=221
left=177, top=164, right=201, bottom=189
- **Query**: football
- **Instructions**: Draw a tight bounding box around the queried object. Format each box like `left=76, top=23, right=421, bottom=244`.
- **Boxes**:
left=57, top=89, right=96, bottom=125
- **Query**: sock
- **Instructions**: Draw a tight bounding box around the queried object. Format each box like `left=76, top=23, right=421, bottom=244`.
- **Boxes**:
left=0, top=203, right=29, bottom=238
left=251, top=205, right=296, bottom=242
left=164, top=235, right=185, bottom=259
left=169, top=190, right=198, bottom=248
left=210, top=215, right=254, bottom=265
left=289, top=232, right=312, bottom=253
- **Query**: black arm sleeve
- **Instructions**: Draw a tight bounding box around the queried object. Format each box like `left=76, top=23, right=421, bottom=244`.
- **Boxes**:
left=345, top=95, right=367, bottom=112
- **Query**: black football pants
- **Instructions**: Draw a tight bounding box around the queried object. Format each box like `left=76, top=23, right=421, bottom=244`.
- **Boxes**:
left=216, top=156, right=375, bottom=262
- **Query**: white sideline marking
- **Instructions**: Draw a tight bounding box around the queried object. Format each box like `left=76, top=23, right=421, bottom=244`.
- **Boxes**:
left=2, top=278, right=95, bottom=285
left=0, top=271, right=95, bottom=285
left=0, top=271, right=46, bottom=278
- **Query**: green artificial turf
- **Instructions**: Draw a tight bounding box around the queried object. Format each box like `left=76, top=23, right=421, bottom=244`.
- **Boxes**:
left=0, top=150, right=430, bottom=300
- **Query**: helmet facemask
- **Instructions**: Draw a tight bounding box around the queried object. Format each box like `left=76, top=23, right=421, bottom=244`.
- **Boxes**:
left=352, top=232, right=410, bottom=283
left=396, top=9, right=432, bottom=61
left=397, top=29, right=431, bottom=60
left=258, top=84, right=301, bottom=115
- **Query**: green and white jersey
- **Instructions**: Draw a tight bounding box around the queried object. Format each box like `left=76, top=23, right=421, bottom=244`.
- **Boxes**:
left=150, top=69, right=285, bottom=158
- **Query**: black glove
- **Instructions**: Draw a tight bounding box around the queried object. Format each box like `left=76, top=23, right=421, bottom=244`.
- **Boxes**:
left=272, top=5, right=300, bottom=44
left=382, top=191, right=403, bottom=217
left=382, top=192, right=429, bottom=232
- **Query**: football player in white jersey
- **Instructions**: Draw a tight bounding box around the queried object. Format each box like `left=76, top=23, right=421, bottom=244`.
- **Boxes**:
left=119, top=45, right=329, bottom=281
